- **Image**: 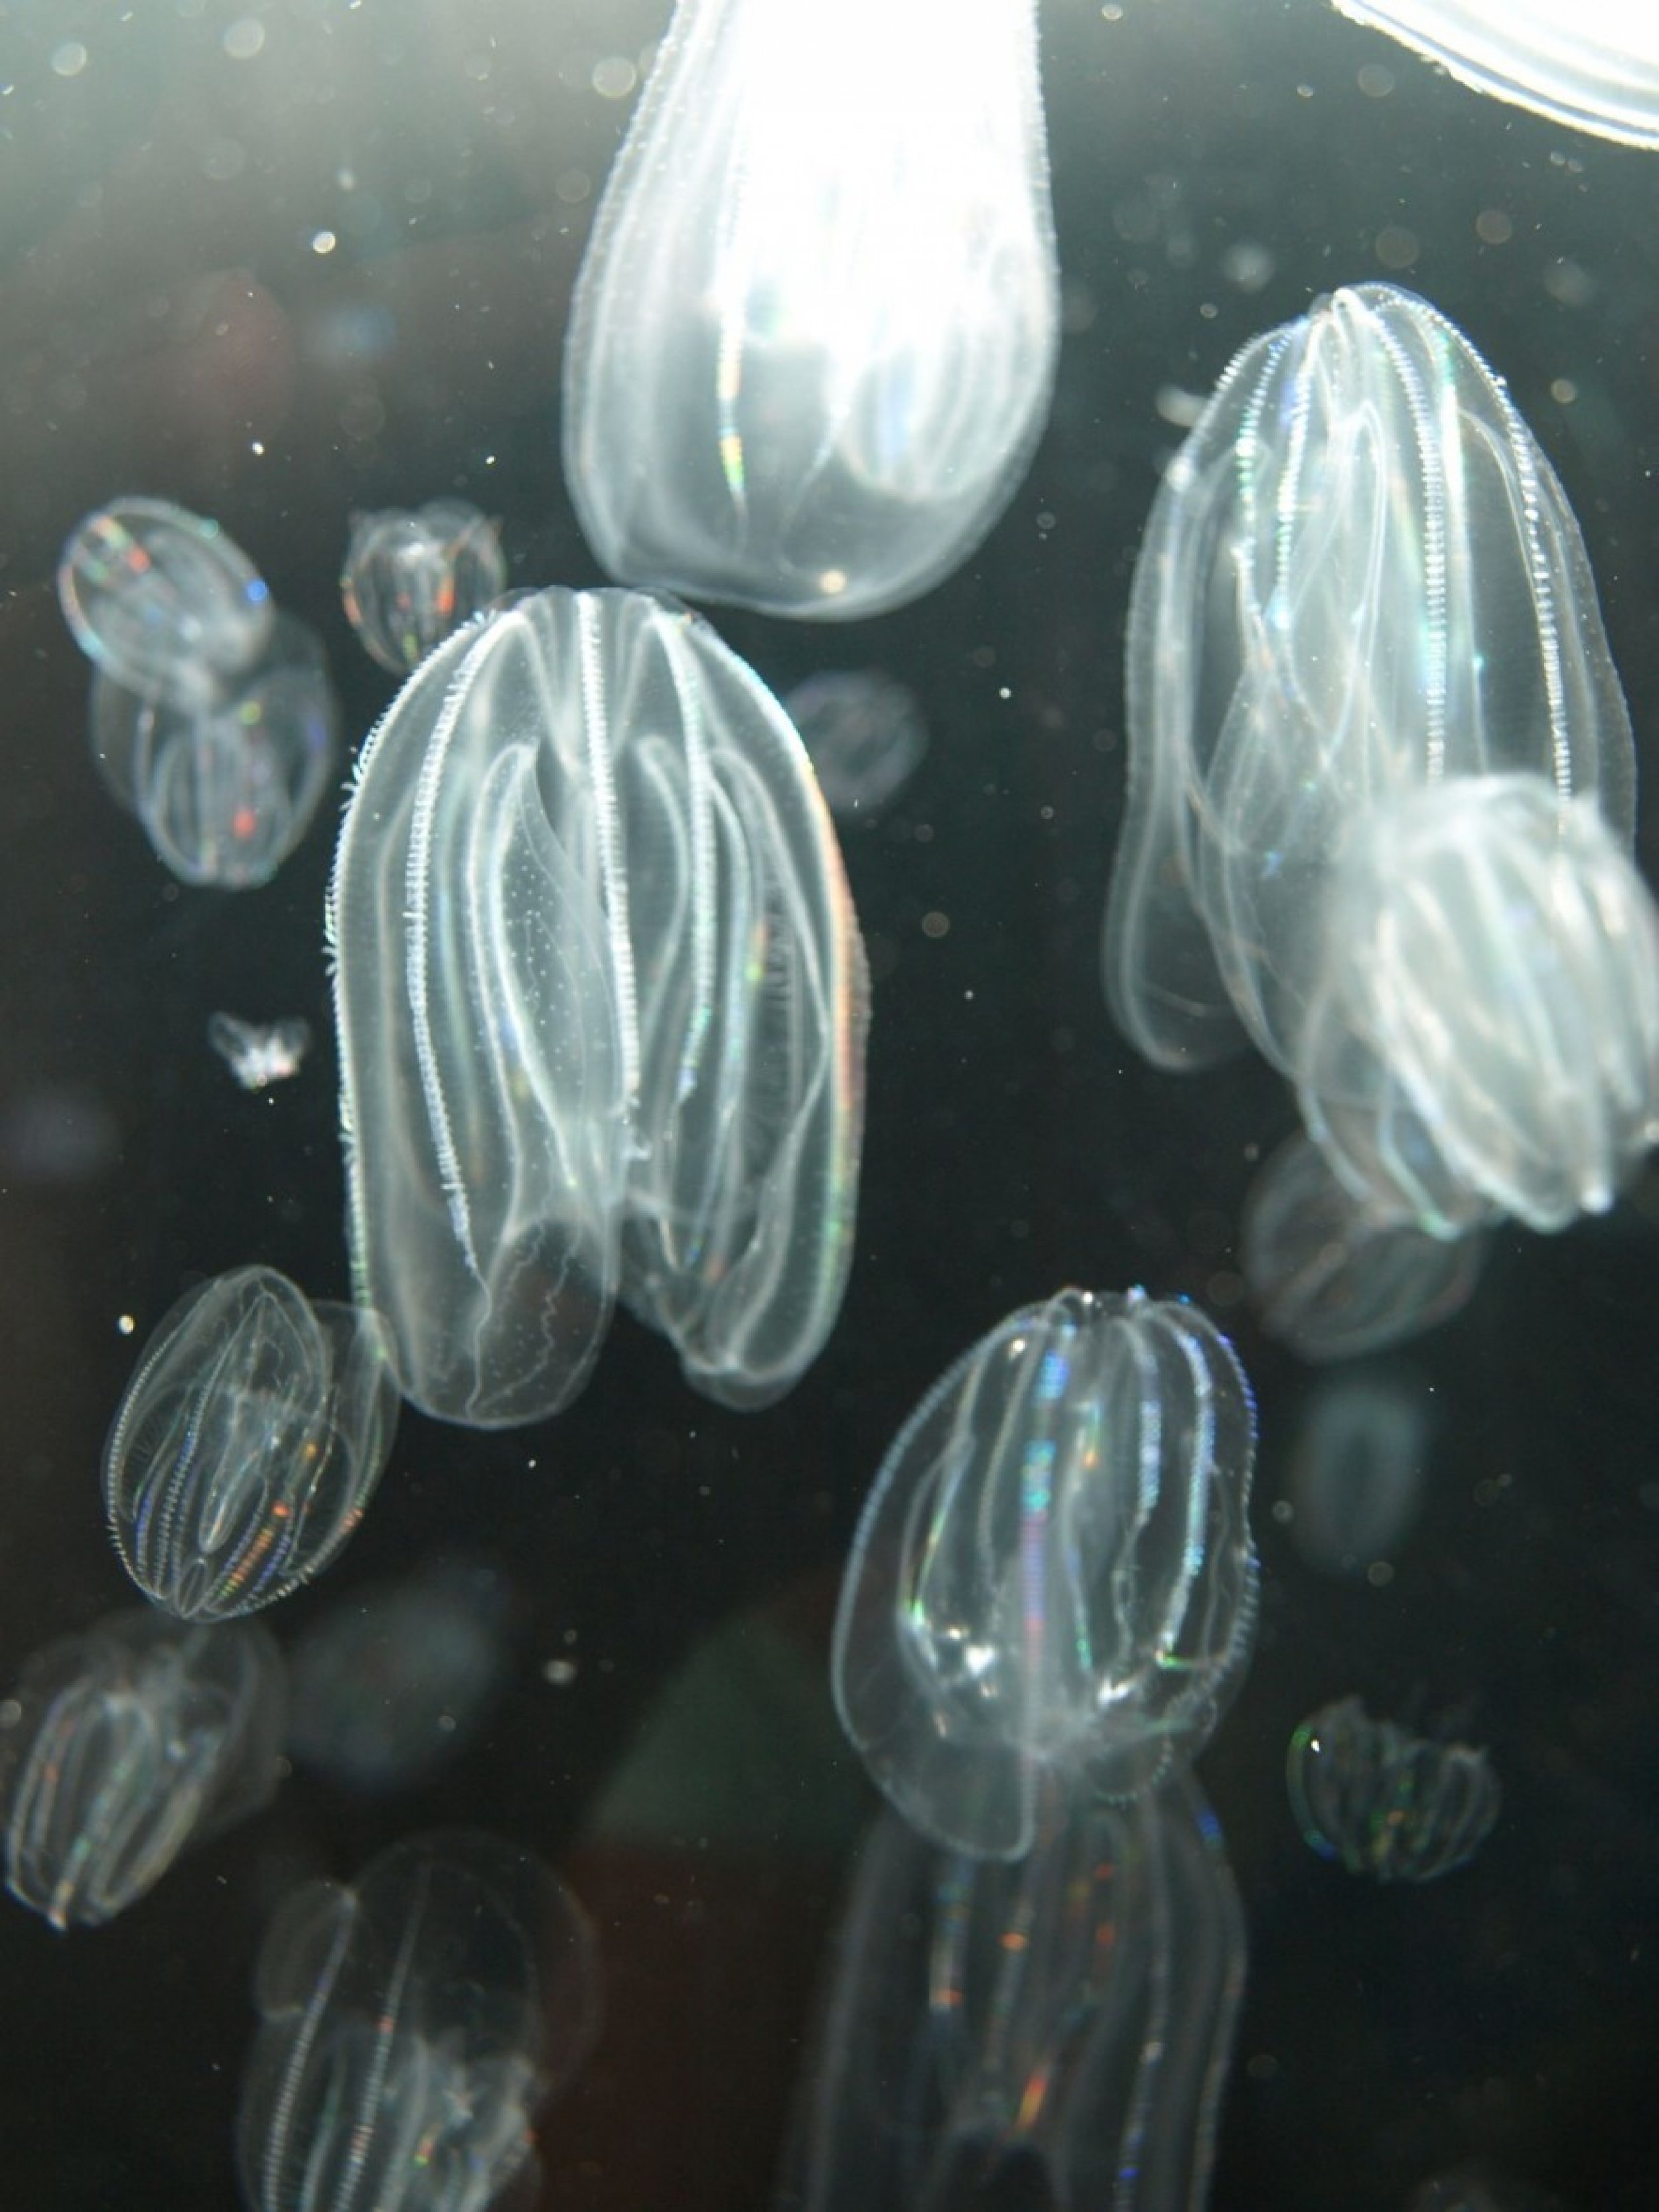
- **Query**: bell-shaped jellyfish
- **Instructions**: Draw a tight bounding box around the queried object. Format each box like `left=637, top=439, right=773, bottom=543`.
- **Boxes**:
left=1332, top=2, right=1659, bottom=149
left=832, top=1288, right=1258, bottom=1860
left=561, top=0, right=1059, bottom=620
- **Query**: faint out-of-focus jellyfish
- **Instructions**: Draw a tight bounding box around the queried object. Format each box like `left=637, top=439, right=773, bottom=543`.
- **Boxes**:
left=562, top=0, right=1059, bottom=619
left=208, top=1014, right=312, bottom=1091
left=783, top=670, right=928, bottom=819
left=1331, top=1, right=1659, bottom=149
left=340, top=500, right=509, bottom=673
left=1286, top=1363, right=1431, bottom=1579
left=1287, top=1695, right=1500, bottom=1882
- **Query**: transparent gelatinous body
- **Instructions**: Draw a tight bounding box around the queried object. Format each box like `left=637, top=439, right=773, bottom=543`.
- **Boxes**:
left=287, top=1560, right=511, bottom=1793
left=832, top=1288, right=1258, bottom=1859
left=57, top=496, right=273, bottom=709
left=238, top=1832, right=599, bottom=2212
left=562, top=0, right=1059, bottom=620
left=330, top=587, right=869, bottom=1428
left=1, top=1609, right=283, bottom=1931
left=1287, top=1363, right=1431, bottom=1580
left=1104, top=282, right=1634, bottom=1083
left=342, top=501, right=509, bottom=673
left=784, top=671, right=928, bottom=820
left=103, top=1265, right=399, bottom=1622
left=779, top=1768, right=1244, bottom=2212
left=89, top=612, right=340, bottom=890
left=1242, top=1134, right=1486, bottom=1363
left=208, top=1012, right=313, bottom=1091
left=1287, top=1696, right=1500, bottom=1882
left=1332, top=1, right=1659, bottom=148
left=1300, top=776, right=1659, bottom=1234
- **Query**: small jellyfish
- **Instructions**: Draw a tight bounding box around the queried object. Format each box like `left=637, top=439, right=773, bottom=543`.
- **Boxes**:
left=103, top=1265, right=399, bottom=1622
left=1287, top=1695, right=1500, bottom=1882
left=1286, top=1363, right=1431, bottom=1580
left=1, top=1608, right=285, bottom=1931
left=783, top=670, right=928, bottom=819
left=208, top=1014, right=312, bottom=1091
left=833, top=1286, right=1259, bottom=1859
left=340, top=500, right=509, bottom=673
left=57, top=496, right=273, bottom=710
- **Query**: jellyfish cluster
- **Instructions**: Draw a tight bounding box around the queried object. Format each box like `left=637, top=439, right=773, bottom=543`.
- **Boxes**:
left=57, top=498, right=340, bottom=891
left=13, top=0, right=1659, bottom=2204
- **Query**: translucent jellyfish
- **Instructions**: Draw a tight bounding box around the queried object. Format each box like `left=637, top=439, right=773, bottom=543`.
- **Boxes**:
left=780, top=1768, right=1244, bottom=2211
left=285, top=1560, right=512, bottom=1794
left=1242, top=1133, right=1487, bottom=1363
left=340, top=500, right=509, bottom=673
left=238, top=1832, right=599, bottom=2212
left=1287, top=1696, right=1501, bottom=1882
left=1331, top=2, right=1659, bottom=149
left=208, top=1013, right=313, bottom=1091
left=57, top=496, right=273, bottom=710
left=1105, top=281, right=1634, bottom=1087
left=832, top=1288, right=1258, bottom=1859
left=103, top=1265, right=399, bottom=1622
left=330, top=587, right=869, bottom=1428
left=783, top=670, right=929, bottom=820
left=561, top=0, right=1059, bottom=620
left=1299, top=776, right=1659, bottom=1235
left=89, top=612, right=340, bottom=891
left=1285, top=1363, right=1431, bottom=1580
left=1, top=1609, right=284, bottom=1931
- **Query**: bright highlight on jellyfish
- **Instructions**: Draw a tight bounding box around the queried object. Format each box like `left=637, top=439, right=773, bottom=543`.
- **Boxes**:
left=1287, top=1695, right=1501, bottom=1883
left=238, top=1833, right=599, bottom=2212
left=340, top=500, right=508, bottom=673
left=1104, top=282, right=1656, bottom=1241
left=330, top=587, right=869, bottom=1428
left=1332, top=1, right=1659, bottom=149
left=561, top=0, right=1059, bottom=620
left=208, top=1013, right=312, bottom=1091
left=832, top=1288, right=1258, bottom=1860
left=783, top=669, right=929, bottom=821
left=1242, top=1133, right=1487, bottom=1363
left=1, top=1610, right=284, bottom=1931
left=57, top=496, right=273, bottom=710
left=1300, top=776, right=1659, bottom=1235
left=781, top=1770, right=1244, bottom=2210
left=103, top=1266, right=399, bottom=1622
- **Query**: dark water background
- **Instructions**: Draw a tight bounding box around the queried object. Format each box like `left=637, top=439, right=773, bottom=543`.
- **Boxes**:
left=1, top=1, right=1657, bottom=2205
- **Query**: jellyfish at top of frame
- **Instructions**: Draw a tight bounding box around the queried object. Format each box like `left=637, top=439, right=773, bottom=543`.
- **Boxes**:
left=1331, top=1, right=1659, bottom=149
left=330, top=585, right=869, bottom=1428
left=832, top=1287, right=1258, bottom=1861
left=561, top=0, right=1059, bottom=620
left=1104, top=281, right=1634, bottom=1087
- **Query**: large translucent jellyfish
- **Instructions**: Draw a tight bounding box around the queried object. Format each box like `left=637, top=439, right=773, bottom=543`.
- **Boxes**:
left=330, top=587, right=869, bottom=1428
left=778, top=1769, right=1245, bottom=2211
left=1105, top=281, right=1634, bottom=1086
left=1, top=1610, right=284, bottom=1931
left=238, top=1832, right=598, bottom=2212
left=1332, top=2, right=1659, bottom=149
left=561, top=0, right=1058, bottom=620
left=103, top=1265, right=398, bottom=1622
left=832, top=1288, right=1258, bottom=1860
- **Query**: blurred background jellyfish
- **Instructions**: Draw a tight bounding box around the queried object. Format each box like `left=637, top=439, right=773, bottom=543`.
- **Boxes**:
left=1287, top=1696, right=1501, bottom=1883
left=1, top=1610, right=284, bottom=1933
left=340, top=500, right=508, bottom=673
left=561, top=0, right=1059, bottom=619
left=782, top=671, right=928, bottom=822
left=1283, top=1362, right=1432, bottom=1581
left=778, top=1769, right=1245, bottom=2212
left=1331, top=1, right=1659, bottom=147
left=832, top=1288, right=1258, bottom=1860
